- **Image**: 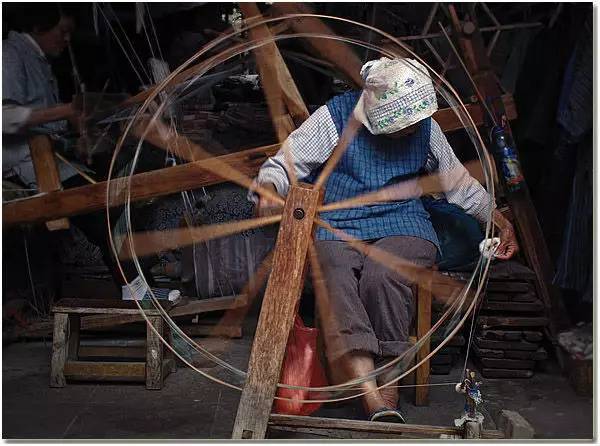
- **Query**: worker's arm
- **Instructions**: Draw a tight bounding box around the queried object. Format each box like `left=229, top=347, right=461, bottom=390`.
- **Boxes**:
left=2, top=103, right=76, bottom=134
left=427, top=118, right=519, bottom=260
left=2, top=44, right=76, bottom=135
left=249, top=105, right=339, bottom=216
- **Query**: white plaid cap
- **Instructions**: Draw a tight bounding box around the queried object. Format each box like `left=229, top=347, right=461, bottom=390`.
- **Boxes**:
left=354, top=57, right=438, bottom=135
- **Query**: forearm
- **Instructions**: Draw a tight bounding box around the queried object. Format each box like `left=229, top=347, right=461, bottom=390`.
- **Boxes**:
left=3, top=103, right=74, bottom=135
left=25, top=103, right=75, bottom=128
left=492, top=208, right=513, bottom=232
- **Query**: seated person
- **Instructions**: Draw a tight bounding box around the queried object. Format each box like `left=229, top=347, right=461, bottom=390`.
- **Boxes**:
left=2, top=4, right=158, bottom=294
left=251, top=57, right=518, bottom=422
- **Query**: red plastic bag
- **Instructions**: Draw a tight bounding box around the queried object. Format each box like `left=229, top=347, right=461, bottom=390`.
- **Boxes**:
left=273, top=315, right=328, bottom=416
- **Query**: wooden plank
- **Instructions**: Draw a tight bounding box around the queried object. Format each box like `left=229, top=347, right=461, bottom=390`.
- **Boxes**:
left=479, top=357, right=535, bottom=370
left=3, top=98, right=514, bottom=227
left=486, top=291, right=537, bottom=303
left=11, top=294, right=247, bottom=340
left=268, top=426, right=402, bottom=440
left=49, top=313, right=68, bottom=388
left=169, top=294, right=248, bottom=317
left=232, top=184, right=321, bottom=439
left=479, top=368, right=534, bottom=379
left=478, top=316, right=548, bottom=329
left=475, top=338, right=539, bottom=352
left=52, top=298, right=169, bottom=315
left=415, top=278, right=432, bottom=406
left=268, top=414, right=461, bottom=437
left=505, top=348, right=547, bottom=361
left=511, top=293, right=539, bottom=303
left=63, top=360, right=146, bottom=381
left=473, top=344, right=504, bottom=359
left=78, top=345, right=146, bottom=359
left=486, top=282, right=532, bottom=293
left=146, top=316, right=164, bottom=389
left=477, top=329, right=526, bottom=341
left=28, top=135, right=70, bottom=230
left=270, top=424, right=501, bottom=440
left=482, top=300, right=544, bottom=312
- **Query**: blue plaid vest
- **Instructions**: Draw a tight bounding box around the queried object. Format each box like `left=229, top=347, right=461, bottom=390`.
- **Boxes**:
left=312, top=91, right=440, bottom=250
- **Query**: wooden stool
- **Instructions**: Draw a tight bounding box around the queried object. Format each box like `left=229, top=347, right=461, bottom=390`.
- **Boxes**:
left=50, top=298, right=176, bottom=390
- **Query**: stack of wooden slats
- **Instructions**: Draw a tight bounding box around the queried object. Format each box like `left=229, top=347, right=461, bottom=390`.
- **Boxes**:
left=472, top=262, right=549, bottom=378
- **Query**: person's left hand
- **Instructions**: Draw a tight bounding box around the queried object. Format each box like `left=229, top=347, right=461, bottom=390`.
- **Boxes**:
left=495, top=223, right=519, bottom=260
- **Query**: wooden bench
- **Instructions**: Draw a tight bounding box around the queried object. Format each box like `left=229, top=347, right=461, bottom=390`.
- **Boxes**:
left=50, top=298, right=176, bottom=390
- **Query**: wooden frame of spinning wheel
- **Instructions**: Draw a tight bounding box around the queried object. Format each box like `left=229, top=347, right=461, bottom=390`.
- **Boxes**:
left=2, top=5, right=524, bottom=440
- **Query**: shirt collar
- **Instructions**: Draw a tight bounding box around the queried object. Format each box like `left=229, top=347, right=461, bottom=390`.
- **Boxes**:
left=23, top=33, right=46, bottom=58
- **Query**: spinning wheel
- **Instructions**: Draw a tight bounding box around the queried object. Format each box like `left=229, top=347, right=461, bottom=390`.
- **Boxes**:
left=104, top=11, right=496, bottom=440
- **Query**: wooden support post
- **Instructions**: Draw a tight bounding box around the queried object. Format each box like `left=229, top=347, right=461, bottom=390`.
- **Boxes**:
left=146, top=315, right=164, bottom=390
left=415, top=275, right=432, bottom=406
left=239, top=2, right=310, bottom=140
left=232, top=184, right=320, bottom=439
left=270, top=3, right=365, bottom=88
left=28, top=135, right=70, bottom=231
left=50, top=313, right=69, bottom=387
left=446, top=4, right=569, bottom=339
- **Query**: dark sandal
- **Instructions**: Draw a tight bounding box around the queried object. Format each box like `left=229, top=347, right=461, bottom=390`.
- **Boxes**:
left=369, top=408, right=406, bottom=424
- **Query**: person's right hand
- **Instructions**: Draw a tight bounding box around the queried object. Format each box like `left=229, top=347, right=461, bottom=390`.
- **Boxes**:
left=257, top=183, right=283, bottom=217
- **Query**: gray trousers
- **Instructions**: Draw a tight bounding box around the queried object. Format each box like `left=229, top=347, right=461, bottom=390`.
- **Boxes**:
left=314, top=236, right=437, bottom=363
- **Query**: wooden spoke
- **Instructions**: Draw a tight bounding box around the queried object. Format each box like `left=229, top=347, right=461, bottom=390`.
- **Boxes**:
left=313, top=115, right=362, bottom=189
left=131, top=118, right=285, bottom=206
left=319, top=160, right=484, bottom=213
left=314, top=218, right=467, bottom=303
left=119, top=214, right=282, bottom=260
left=209, top=250, right=274, bottom=339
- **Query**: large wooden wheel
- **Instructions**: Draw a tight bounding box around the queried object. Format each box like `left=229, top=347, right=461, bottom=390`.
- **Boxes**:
left=102, top=9, right=496, bottom=440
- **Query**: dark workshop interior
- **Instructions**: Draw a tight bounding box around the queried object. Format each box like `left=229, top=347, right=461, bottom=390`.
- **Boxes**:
left=1, top=2, right=594, bottom=441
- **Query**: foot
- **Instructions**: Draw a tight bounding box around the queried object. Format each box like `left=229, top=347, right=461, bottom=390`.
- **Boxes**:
left=369, top=407, right=406, bottom=424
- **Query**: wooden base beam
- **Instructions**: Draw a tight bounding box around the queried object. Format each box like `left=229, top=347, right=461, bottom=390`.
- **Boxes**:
left=268, top=414, right=505, bottom=439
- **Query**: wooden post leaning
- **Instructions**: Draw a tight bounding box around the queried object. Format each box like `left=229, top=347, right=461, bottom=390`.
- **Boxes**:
left=28, top=134, right=70, bottom=231
left=231, top=183, right=321, bottom=439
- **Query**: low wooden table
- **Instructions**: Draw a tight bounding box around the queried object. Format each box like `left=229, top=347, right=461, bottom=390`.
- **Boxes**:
left=50, top=298, right=176, bottom=390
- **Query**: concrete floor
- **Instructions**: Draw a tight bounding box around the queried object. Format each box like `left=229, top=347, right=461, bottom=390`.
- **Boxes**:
left=2, top=336, right=594, bottom=440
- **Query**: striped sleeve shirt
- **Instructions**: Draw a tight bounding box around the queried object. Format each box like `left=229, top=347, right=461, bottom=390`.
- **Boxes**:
left=250, top=105, right=495, bottom=223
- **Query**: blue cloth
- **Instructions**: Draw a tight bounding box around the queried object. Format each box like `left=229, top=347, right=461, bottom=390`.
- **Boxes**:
left=310, top=90, right=439, bottom=250
left=423, top=198, right=484, bottom=271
